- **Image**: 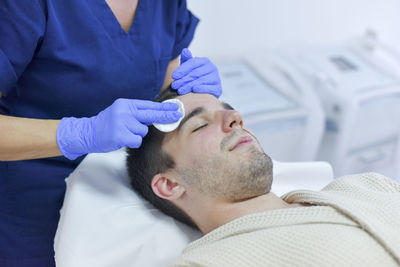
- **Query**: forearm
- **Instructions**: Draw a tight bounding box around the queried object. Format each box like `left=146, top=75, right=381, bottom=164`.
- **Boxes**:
left=0, top=115, right=63, bottom=161
left=161, top=56, right=180, bottom=92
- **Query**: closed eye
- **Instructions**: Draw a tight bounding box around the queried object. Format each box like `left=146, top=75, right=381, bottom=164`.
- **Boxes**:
left=192, top=124, right=208, bottom=132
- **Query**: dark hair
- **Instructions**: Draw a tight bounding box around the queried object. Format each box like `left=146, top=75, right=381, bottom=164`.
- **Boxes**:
left=126, top=86, right=198, bottom=229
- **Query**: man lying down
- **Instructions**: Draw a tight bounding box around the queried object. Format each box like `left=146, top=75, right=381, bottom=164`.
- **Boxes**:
left=126, top=87, right=400, bottom=267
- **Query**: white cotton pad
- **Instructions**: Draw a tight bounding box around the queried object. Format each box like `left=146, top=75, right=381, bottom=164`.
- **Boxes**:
left=153, top=99, right=185, bottom=132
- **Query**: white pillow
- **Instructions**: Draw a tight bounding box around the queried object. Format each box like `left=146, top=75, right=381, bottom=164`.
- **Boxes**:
left=271, top=160, right=334, bottom=195
left=54, top=149, right=333, bottom=267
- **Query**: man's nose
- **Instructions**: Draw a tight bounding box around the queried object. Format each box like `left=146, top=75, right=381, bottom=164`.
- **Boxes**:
left=222, top=110, right=243, bottom=132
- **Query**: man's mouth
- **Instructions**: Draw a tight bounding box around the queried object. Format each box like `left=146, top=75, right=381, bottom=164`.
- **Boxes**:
left=229, top=136, right=254, bottom=151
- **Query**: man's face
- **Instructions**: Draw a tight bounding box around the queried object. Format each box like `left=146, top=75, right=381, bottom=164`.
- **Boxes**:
left=162, top=93, right=273, bottom=202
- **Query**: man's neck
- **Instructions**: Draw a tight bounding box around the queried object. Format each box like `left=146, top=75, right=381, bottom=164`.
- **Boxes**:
left=198, top=193, right=305, bottom=234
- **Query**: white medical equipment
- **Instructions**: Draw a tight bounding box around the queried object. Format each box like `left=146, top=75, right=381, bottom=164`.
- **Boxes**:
left=281, top=35, right=400, bottom=180
left=350, top=30, right=400, bottom=79
left=217, top=59, right=324, bottom=161
left=54, top=149, right=333, bottom=267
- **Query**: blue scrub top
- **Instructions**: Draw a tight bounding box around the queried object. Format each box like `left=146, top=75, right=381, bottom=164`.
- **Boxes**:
left=0, top=0, right=198, bottom=265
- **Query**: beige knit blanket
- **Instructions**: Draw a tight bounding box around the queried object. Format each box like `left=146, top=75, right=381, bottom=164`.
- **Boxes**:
left=171, top=173, right=400, bottom=267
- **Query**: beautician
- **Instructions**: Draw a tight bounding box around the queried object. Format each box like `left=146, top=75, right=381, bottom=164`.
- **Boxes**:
left=0, top=0, right=221, bottom=266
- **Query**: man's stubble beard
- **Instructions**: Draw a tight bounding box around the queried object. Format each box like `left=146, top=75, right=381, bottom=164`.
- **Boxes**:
left=178, top=138, right=273, bottom=202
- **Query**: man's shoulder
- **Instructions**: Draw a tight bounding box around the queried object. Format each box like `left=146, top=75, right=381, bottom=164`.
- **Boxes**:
left=322, top=172, right=400, bottom=193
left=170, top=212, right=397, bottom=267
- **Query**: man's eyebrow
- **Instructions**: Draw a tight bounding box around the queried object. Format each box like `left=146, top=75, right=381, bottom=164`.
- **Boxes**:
left=177, top=106, right=205, bottom=132
left=176, top=102, right=235, bottom=132
left=222, top=102, right=234, bottom=110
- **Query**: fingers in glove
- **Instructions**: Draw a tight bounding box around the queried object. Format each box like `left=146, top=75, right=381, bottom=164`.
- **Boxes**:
left=124, top=116, right=149, bottom=137
left=180, top=48, right=193, bottom=64
left=192, top=84, right=222, bottom=98
left=172, top=57, right=210, bottom=80
left=130, top=99, right=179, bottom=111
left=177, top=86, right=193, bottom=95
left=124, top=134, right=144, bottom=149
left=177, top=73, right=218, bottom=92
left=171, top=64, right=215, bottom=89
left=135, top=109, right=183, bottom=125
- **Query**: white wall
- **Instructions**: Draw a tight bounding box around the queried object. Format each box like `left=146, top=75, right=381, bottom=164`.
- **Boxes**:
left=187, top=0, right=400, bottom=60
left=186, top=0, right=400, bottom=179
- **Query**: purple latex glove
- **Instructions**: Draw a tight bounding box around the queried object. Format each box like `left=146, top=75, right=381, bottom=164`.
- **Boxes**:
left=171, top=48, right=222, bottom=98
left=56, top=98, right=182, bottom=160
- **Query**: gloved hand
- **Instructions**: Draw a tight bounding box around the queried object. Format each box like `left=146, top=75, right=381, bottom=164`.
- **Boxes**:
left=56, top=98, right=182, bottom=160
left=171, top=48, right=222, bottom=98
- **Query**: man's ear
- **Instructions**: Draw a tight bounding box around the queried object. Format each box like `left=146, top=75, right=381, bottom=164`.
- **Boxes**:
left=151, top=173, right=185, bottom=201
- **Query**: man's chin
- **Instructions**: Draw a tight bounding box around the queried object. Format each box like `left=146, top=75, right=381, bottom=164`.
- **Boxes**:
left=242, top=144, right=265, bottom=159
left=229, top=180, right=272, bottom=202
